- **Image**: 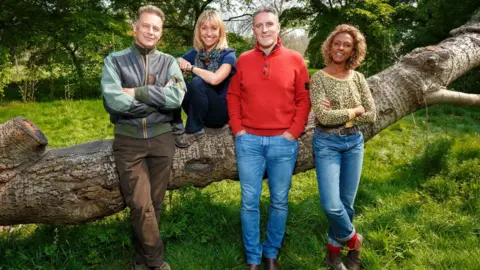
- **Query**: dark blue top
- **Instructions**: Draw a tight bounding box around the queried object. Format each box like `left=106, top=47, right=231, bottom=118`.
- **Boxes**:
left=182, top=48, right=236, bottom=98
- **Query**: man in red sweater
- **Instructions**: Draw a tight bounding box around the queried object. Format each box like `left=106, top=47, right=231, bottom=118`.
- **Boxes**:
left=226, top=7, right=311, bottom=270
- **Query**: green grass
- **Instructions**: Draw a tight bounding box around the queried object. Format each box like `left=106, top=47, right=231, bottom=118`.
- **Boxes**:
left=0, top=100, right=114, bottom=147
left=0, top=101, right=479, bottom=269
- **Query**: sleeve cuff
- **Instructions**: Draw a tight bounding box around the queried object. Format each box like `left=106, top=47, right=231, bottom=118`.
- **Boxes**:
left=348, top=109, right=356, bottom=121
left=230, top=123, right=245, bottom=135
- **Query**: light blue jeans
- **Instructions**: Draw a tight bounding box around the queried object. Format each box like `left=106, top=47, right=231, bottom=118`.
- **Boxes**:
left=235, top=133, right=299, bottom=265
left=313, top=129, right=364, bottom=247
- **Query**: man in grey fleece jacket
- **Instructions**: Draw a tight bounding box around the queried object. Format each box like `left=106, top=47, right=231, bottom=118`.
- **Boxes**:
left=101, top=5, right=186, bottom=270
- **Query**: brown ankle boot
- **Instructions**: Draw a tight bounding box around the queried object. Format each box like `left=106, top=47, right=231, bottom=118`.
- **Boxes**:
left=264, top=257, right=280, bottom=270
left=346, top=233, right=364, bottom=270
left=324, top=249, right=347, bottom=270
left=347, top=250, right=361, bottom=270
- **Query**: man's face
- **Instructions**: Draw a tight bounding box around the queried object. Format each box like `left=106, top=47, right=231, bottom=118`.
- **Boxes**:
left=253, top=12, right=280, bottom=51
left=133, top=12, right=163, bottom=48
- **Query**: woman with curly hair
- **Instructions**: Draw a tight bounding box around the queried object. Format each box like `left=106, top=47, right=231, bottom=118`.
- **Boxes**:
left=310, top=24, right=376, bottom=270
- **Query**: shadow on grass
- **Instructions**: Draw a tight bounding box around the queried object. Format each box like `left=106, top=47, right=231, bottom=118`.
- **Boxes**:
left=356, top=136, right=455, bottom=209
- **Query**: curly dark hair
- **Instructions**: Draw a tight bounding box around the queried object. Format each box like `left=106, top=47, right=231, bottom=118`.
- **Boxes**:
left=321, top=24, right=367, bottom=70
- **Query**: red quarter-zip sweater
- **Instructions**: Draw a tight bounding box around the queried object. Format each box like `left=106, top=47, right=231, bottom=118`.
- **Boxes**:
left=227, top=39, right=311, bottom=138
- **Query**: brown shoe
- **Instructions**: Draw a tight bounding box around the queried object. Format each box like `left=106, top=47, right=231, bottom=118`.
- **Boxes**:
left=346, top=233, right=364, bottom=270
left=174, top=130, right=204, bottom=148
left=246, top=264, right=260, bottom=270
left=324, top=250, right=348, bottom=270
left=133, top=261, right=171, bottom=270
left=264, top=257, right=280, bottom=270
left=347, top=250, right=361, bottom=270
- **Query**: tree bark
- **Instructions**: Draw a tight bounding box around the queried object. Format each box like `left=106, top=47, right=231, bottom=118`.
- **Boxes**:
left=1, top=14, right=479, bottom=225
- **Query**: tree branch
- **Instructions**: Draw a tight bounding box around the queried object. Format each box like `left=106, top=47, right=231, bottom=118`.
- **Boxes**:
left=224, top=14, right=252, bottom=22
left=425, top=88, right=480, bottom=107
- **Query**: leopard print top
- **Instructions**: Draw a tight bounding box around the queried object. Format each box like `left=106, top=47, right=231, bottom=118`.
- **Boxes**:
left=310, top=70, right=376, bottom=127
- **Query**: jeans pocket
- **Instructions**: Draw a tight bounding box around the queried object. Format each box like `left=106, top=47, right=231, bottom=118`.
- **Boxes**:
left=235, top=132, right=248, bottom=142
left=280, top=135, right=297, bottom=142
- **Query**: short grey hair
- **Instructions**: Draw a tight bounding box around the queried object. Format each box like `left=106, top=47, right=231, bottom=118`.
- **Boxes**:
left=252, top=7, right=278, bottom=22
left=137, top=5, right=165, bottom=23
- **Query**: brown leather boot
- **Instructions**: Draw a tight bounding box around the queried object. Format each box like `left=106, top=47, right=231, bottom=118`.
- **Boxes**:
left=346, top=233, right=364, bottom=270
left=264, top=257, right=280, bottom=270
left=324, top=249, right=348, bottom=270
left=347, top=250, right=361, bottom=270
left=246, top=264, right=260, bottom=270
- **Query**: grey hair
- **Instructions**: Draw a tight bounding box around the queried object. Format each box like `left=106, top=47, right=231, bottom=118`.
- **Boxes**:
left=137, top=5, right=165, bottom=23
left=252, top=7, right=279, bottom=22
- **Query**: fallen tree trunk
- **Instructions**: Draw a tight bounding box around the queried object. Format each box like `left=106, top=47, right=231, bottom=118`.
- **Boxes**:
left=1, top=13, right=479, bottom=225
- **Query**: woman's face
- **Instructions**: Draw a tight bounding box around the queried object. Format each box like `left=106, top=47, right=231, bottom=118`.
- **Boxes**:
left=330, top=32, right=355, bottom=65
left=200, top=20, right=220, bottom=51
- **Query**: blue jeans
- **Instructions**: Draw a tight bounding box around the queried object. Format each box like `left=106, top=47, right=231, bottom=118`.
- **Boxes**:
left=313, top=129, right=364, bottom=247
left=235, top=133, right=299, bottom=265
left=172, top=76, right=229, bottom=133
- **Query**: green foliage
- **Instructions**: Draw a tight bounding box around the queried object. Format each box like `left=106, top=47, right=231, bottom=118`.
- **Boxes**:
left=0, top=0, right=133, bottom=100
left=1, top=101, right=480, bottom=269
left=227, top=33, right=253, bottom=56
left=305, top=0, right=412, bottom=75
left=0, top=46, right=13, bottom=98
left=450, top=67, right=480, bottom=94
left=0, top=100, right=113, bottom=147
left=401, top=0, right=480, bottom=53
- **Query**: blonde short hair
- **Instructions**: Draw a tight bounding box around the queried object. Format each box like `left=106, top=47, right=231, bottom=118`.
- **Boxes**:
left=321, top=24, right=367, bottom=70
left=193, top=10, right=228, bottom=51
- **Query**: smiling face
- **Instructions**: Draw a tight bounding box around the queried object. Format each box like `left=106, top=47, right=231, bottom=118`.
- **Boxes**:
left=330, top=32, right=355, bottom=65
left=253, top=11, right=280, bottom=51
left=133, top=12, right=163, bottom=49
left=200, top=20, right=220, bottom=51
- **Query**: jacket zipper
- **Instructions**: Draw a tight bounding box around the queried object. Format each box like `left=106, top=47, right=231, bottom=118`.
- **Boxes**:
left=141, top=54, right=148, bottom=138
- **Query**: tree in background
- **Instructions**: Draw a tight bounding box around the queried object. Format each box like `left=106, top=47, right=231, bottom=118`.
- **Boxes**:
left=0, top=0, right=250, bottom=100
left=401, top=0, right=480, bottom=94
left=0, top=46, right=12, bottom=99
left=305, top=0, right=417, bottom=75
left=0, top=0, right=132, bottom=100
left=1, top=0, right=478, bottom=100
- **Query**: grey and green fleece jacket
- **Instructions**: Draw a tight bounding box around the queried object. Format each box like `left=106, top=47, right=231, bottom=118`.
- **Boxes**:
left=101, top=43, right=186, bottom=138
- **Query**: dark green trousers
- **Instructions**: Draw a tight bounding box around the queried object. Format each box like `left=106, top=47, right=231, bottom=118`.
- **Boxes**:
left=113, top=132, right=175, bottom=267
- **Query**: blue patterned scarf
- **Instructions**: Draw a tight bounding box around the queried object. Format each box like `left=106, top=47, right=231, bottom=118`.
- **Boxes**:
left=194, top=47, right=221, bottom=72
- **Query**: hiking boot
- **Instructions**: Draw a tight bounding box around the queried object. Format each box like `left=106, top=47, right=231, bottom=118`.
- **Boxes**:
left=264, top=257, right=280, bottom=270
left=346, top=233, right=364, bottom=270
left=347, top=250, right=361, bottom=270
left=171, top=123, right=184, bottom=136
left=132, top=262, right=148, bottom=270
left=324, top=250, right=347, bottom=270
left=133, top=261, right=170, bottom=270
left=246, top=264, right=260, bottom=270
left=152, top=262, right=171, bottom=270
left=175, top=129, right=204, bottom=148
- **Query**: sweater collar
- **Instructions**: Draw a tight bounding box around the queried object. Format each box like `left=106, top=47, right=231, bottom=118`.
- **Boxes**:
left=255, top=36, right=282, bottom=56
left=131, top=42, right=156, bottom=56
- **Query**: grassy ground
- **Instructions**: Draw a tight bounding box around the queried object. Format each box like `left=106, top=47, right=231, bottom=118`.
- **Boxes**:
left=0, top=101, right=479, bottom=269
